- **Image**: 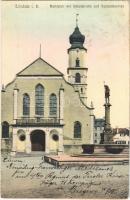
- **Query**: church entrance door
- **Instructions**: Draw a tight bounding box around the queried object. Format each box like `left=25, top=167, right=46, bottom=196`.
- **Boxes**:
left=31, top=130, right=45, bottom=151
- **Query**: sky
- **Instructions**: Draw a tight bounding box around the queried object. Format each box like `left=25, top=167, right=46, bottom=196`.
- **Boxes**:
left=1, top=0, right=129, bottom=128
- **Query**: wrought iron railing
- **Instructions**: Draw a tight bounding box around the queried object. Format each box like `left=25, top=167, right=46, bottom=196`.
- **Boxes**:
left=16, top=118, right=60, bottom=126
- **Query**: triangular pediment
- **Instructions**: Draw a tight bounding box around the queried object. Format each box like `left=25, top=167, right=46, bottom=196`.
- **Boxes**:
left=17, top=57, right=63, bottom=76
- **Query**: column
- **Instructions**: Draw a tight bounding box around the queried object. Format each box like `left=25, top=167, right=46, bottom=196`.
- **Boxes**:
left=90, top=104, right=94, bottom=144
left=105, top=105, right=111, bottom=128
left=45, top=129, right=50, bottom=154
left=58, top=134, right=64, bottom=154
left=13, top=85, right=19, bottom=123
left=58, top=129, right=64, bottom=154
left=30, top=94, right=34, bottom=117
left=26, top=129, right=31, bottom=154
left=11, top=129, right=17, bottom=156
left=104, top=103, right=113, bottom=144
left=59, top=85, right=64, bottom=124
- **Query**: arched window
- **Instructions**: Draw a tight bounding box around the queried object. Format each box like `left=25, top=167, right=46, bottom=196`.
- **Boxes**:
left=81, top=88, right=83, bottom=93
left=35, top=84, right=44, bottom=115
left=75, top=73, right=81, bottom=83
left=74, top=121, right=81, bottom=138
left=50, top=93, right=57, bottom=116
left=2, top=121, right=9, bottom=138
left=23, top=93, right=30, bottom=116
left=76, top=58, right=80, bottom=67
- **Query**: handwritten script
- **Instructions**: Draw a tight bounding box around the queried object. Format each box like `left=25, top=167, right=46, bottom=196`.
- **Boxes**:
left=2, top=156, right=128, bottom=198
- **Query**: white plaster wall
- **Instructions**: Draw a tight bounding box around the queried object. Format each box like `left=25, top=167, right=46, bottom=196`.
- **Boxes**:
left=113, top=134, right=130, bottom=144
left=69, top=48, right=87, bottom=68
left=16, top=137, right=26, bottom=152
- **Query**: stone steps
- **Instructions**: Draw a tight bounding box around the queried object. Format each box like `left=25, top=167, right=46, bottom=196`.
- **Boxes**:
left=72, top=153, right=129, bottom=158
left=44, top=155, right=129, bottom=167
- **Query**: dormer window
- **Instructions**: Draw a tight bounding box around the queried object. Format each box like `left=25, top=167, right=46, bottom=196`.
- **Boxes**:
left=76, top=58, right=80, bottom=67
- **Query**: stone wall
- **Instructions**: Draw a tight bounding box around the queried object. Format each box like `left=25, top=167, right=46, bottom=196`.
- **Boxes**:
left=64, top=144, right=83, bottom=155
left=1, top=138, right=12, bottom=152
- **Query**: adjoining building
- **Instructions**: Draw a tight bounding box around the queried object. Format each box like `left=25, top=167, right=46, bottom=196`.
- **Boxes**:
left=113, top=128, right=130, bottom=145
left=94, top=118, right=105, bottom=144
left=1, top=23, right=95, bottom=155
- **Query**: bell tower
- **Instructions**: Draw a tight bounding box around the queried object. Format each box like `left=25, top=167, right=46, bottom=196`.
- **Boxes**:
left=67, top=15, right=88, bottom=105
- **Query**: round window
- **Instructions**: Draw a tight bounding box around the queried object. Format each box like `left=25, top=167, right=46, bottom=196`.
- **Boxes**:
left=52, top=134, right=59, bottom=141
left=19, top=134, right=26, bottom=141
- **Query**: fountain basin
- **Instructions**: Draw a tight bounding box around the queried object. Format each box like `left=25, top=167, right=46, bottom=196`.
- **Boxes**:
left=105, top=145, right=125, bottom=154
left=82, top=144, right=94, bottom=154
left=82, top=144, right=128, bottom=154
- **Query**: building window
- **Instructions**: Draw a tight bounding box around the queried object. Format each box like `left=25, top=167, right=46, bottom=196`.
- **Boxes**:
left=23, top=93, right=30, bottom=116
left=2, top=121, right=9, bottom=138
left=94, top=140, right=97, bottom=143
left=50, top=93, right=57, bottom=116
left=75, top=73, right=81, bottom=83
left=74, top=121, right=81, bottom=138
left=76, top=58, right=80, bottom=67
left=116, top=141, right=126, bottom=144
left=35, top=84, right=44, bottom=116
left=81, top=88, right=83, bottom=93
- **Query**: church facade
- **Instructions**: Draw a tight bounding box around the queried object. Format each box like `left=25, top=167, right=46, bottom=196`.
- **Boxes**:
left=1, top=25, right=94, bottom=155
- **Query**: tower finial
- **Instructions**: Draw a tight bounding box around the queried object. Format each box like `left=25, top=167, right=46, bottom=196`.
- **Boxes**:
left=76, top=13, right=79, bottom=27
left=39, top=44, right=41, bottom=58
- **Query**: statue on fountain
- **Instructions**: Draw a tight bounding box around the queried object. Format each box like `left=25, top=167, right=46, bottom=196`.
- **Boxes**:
left=100, top=84, right=113, bottom=144
left=104, top=85, right=110, bottom=104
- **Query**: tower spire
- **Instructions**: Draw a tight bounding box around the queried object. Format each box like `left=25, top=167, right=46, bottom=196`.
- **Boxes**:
left=76, top=13, right=79, bottom=27
left=39, top=44, right=41, bottom=58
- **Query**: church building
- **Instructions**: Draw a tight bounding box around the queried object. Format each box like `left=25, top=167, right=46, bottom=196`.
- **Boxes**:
left=1, top=23, right=94, bottom=155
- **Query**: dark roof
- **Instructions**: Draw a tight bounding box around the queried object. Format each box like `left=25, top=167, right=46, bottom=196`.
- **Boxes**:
left=68, top=26, right=87, bottom=52
left=94, top=118, right=105, bottom=127
left=113, top=128, right=129, bottom=135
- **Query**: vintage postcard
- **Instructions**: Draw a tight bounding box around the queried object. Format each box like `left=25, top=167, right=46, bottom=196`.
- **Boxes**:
left=1, top=0, right=129, bottom=199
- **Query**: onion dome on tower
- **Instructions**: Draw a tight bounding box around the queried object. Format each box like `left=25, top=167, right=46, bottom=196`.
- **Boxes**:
left=70, top=27, right=85, bottom=46
left=68, top=15, right=87, bottom=52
